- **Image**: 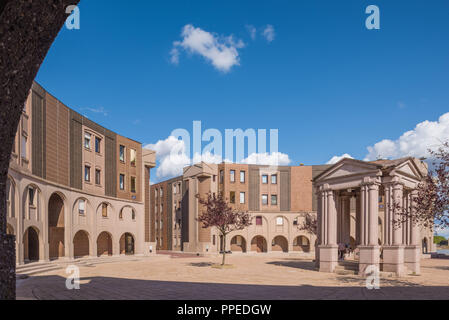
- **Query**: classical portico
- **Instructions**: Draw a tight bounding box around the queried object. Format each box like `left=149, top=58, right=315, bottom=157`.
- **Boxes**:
left=314, top=157, right=428, bottom=276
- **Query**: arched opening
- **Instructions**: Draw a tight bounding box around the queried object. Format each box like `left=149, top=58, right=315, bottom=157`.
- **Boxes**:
left=272, top=235, right=288, bottom=252
left=23, top=227, right=39, bottom=262
left=6, top=223, right=14, bottom=235
left=73, top=230, right=90, bottom=258
left=422, top=237, right=428, bottom=254
left=230, top=235, right=246, bottom=252
left=6, top=177, right=16, bottom=218
left=120, top=233, right=135, bottom=255
left=293, top=235, right=310, bottom=252
left=251, top=235, right=267, bottom=253
left=97, top=232, right=113, bottom=256
left=48, top=193, right=65, bottom=259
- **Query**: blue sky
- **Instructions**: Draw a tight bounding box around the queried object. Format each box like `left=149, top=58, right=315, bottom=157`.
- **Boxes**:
left=36, top=0, right=449, bottom=185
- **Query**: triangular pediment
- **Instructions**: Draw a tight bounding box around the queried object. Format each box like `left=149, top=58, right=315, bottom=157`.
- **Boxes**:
left=395, top=160, right=425, bottom=180
left=314, top=158, right=380, bottom=182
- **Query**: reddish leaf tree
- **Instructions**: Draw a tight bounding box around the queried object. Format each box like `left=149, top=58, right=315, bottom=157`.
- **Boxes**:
left=395, top=142, right=449, bottom=231
left=298, top=212, right=317, bottom=235
left=196, top=193, right=251, bottom=265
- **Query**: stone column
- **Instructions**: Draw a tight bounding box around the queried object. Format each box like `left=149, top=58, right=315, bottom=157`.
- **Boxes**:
left=340, top=196, right=351, bottom=245
left=315, top=188, right=322, bottom=266
left=319, top=187, right=338, bottom=273
left=358, top=182, right=380, bottom=274
left=382, top=182, right=405, bottom=276
left=355, top=190, right=361, bottom=245
left=404, top=189, right=420, bottom=274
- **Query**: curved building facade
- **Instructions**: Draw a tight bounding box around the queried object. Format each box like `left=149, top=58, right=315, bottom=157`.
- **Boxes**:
left=7, top=82, right=156, bottom=265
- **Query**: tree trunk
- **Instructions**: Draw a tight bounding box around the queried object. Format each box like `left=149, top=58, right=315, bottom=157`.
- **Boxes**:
left=0, top=0, right=79, bottom=300
left=221, top=233, right=226, bottom=265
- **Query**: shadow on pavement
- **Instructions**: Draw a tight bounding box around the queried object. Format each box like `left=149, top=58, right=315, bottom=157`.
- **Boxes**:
left=17, top=274, right=449, bottom=300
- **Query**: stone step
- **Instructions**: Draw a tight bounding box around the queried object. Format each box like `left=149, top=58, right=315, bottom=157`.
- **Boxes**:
left=16, top=262, right=55, bottom=272
left=337, top=261, right=359, bottom=271
left=16, top=265, right=62, bottom=277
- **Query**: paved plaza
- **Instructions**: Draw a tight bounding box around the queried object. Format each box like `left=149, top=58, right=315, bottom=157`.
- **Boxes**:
left=16, top=254, right=449, bottom=300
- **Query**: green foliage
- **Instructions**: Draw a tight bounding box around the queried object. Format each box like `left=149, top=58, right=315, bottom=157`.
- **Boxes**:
left=434, top=235, right=447, bottom=244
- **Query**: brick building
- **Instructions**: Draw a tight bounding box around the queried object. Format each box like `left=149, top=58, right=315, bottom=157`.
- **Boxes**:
left=6, top=82, right=156, bottom=264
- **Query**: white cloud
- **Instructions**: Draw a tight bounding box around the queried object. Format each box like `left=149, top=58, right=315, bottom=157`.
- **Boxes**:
left=82, top=106, right=108, bottom=116
left=246, top=24, right=257, bottom=40
left=262, top=24, right=275, bottom=42
left=145, top=136, right=292, bottom=181
left=170, top=47, right=180, bottom=65
left=170, top=24, right=245, bottom=72
left=145, top=136, right=190, bottom=179
left=364, top=112, right=449, bottom=161
left=241, top=152, right=291, bottom=166
left=435, top=225, right=449, bottom=239
left=326, top=153, right=354, bottom=165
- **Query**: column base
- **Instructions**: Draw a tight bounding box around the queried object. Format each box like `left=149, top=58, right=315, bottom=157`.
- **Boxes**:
left=318, top=245, right=338, bottom=273
left=358, top=245, right=380, bottom=275
left=404, top=245, right=421, bottom=275
left=382, top=245, right=405, bottom=276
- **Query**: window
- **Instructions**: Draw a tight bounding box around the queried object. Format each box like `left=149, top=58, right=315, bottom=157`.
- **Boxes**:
left=154, top=205, right=157, bottom=213
left=293, top=217, right=298, bottom=225
left=28, top=187, right=35, bottom=206
left=132, top=210, right=135, bottom=220
left=160, top=219, right=163, bottom=229
left=262, top=175, right=268, bottom=184
left=119, top=145, right=125, bottom=162
left=271, top=174, right=277, bottom=184
left=155, top=188, right=158, bottom=198
left=119, top=174, right=125, bottom=190
left=21, top=135, right=27, bottom=158
left=130, top=176, right=136, bottom=193
left=95, top=137, right=101, bottom=153
left=119, top=209, right=123, bottom=220
left=160, top=204, right=163, bottom=212
left=230, top=191, right=235, bottom=204
left=95, top=169, right=101, bottom=185
left=256, top=216, right=263, bottom=226
left=240, top=171, right=245, bottom=183
left=160, top=188, right=163, bottom=197
left=84, top=166, right=91, bottom=182
left=240, top=192, right=245, bottom=204
left=130, top=149, right=136, bottom=166
left=213, top=235, right=216, bottom=245
left=213, top=175, right=216, bottom=182
left=78, top=199, right=85, bottom=215
left=230, top=170, right=235, bottom=182
left=271, top=194, right=278, bottom=205
left=262, top=194, right=268, bottom=205
left=276, top=216, right=284, bottom=226
left=102, top=203, right=108, bottom=217
left=84, top=133, right=91, bottom=149
left=219, top=170, right=224, bottom=183
left=173, top=184, right=177, bottom=194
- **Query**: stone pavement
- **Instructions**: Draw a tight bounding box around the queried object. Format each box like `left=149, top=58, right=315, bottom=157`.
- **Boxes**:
left=16, top=255, right=449, bottom=300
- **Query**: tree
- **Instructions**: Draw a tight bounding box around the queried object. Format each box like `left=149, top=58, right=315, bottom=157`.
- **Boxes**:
left=396, top=142, right=449, bottom=232
left=0, top=0, right=79, bottom=300
left=298, top=212, right=317, bottom=236
left=196, top=193, right=251, bottom=266
left=434, top=235, right=447, bottom=245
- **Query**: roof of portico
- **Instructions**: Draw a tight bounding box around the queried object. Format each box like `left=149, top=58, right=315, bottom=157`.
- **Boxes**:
left=313, top=157, right=428, bottom=185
